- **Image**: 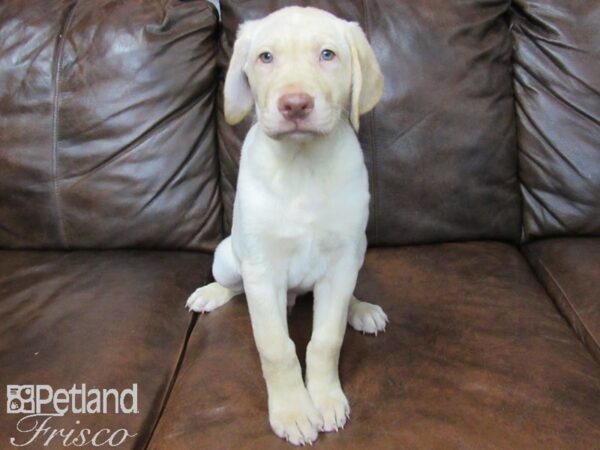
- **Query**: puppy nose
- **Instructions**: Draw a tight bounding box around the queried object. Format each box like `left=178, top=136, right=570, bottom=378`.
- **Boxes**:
left=278, top=93, right=314, bottom=120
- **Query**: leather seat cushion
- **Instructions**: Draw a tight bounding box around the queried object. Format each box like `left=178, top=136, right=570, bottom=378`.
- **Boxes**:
left=149, top=242, right=600, bottom=449
left=524, top=238, right=600, bottom=362
left=0, top=251, right=211, bottom=449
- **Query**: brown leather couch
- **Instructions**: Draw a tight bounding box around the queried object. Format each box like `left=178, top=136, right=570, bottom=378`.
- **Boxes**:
left=1, top=1, right=598, bottom=448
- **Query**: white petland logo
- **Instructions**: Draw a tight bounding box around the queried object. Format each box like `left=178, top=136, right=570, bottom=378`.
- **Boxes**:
left=6, top=384, right=139, bottom=447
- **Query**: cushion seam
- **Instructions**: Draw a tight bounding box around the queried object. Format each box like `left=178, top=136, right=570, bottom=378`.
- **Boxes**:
left=144, top=255, right=213, bottom=448
left=529, top=251, right=600, bottom=357
left=143, top=312, right=199, bottom=449
left=51, top=1, right=77, bottom=248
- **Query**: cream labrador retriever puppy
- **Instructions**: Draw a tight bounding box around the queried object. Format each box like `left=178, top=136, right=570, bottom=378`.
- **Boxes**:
left=186, top=6, right=387, bottom=446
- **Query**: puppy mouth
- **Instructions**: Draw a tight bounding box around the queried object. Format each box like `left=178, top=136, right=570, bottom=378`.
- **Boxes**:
left=265, top=120, right=328, bottom=140
left=272, top=128, right=321, bottom=140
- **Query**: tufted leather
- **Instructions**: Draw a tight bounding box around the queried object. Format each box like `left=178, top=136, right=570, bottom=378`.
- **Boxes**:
left=512, top=0, right=600, bottom=240
left=0, top=0, right=222, bottom=250
left=217, top=0, right=522, bottom=246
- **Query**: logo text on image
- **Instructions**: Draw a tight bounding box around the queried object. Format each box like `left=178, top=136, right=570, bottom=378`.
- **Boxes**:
left=6, top=384, right=138, bottom=415
left=6, top=384, right=139, bottom=448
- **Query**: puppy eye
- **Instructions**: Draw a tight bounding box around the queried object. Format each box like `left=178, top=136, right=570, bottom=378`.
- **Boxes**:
left=259, top=52, right=273, bottom=63
left=320, top=49, right=336, bottom=61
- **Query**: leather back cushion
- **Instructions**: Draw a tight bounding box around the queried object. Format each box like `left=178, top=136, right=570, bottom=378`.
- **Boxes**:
left=512, top=0, right=600, bottom=240
left=0, top=0, right=222, bottom=250
left=217, top=0, right=521, bottom=245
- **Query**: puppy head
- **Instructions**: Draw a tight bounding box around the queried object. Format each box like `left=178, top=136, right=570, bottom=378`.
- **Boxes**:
left=224, top=6, right=384, bottom=140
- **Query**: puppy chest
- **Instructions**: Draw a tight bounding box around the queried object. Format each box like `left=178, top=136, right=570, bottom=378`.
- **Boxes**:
left=261, top=204, right=344, bottom=281
left=284, top=231, right=343, bottom=290
left=274, top=189, right=359, bottom=235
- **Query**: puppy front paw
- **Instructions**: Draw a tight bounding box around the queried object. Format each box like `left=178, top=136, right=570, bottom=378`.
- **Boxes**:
left=269, top=388, right=323, bottom=446
left=308, top=384, right=350, bottom=432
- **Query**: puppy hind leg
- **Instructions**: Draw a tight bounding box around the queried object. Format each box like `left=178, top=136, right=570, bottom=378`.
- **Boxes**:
left=347, top=296, right=388, bottom=335
left=212, top=236, right=243, bottom=292
left=186, top=237, right=243, bottom=313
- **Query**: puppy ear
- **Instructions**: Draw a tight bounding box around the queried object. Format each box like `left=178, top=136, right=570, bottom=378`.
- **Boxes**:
left=224, top=22, right=256, bottom=125
left=346, top=22, right=384, bottom=132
